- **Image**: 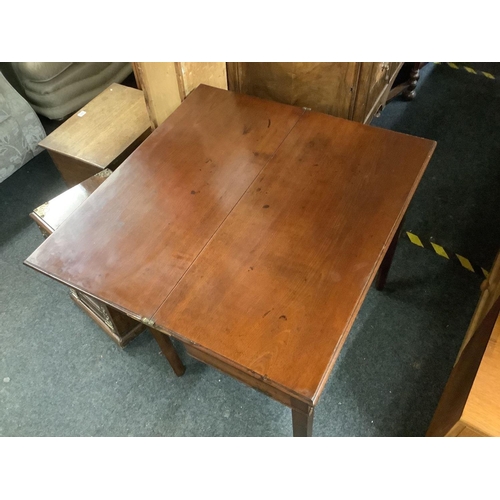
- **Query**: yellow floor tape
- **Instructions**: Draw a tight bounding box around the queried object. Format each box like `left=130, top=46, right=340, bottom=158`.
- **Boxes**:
left=405, top=231, right=489, bottom=278
left=434, top=62, right=496, bottom=80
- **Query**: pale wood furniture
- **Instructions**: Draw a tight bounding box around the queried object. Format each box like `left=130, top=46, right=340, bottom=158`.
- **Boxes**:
left=39, top=83, right=151, bottom=187
left=25, top=85, right=435, bottom=436
left=457, top=251, right=500, bottom=361
left=132, top=62, right=227, bottom=130
left=427, top=251, right=500, bottom=437
left=426, top=303, right=500, bottom=437
left=227, top=62, right=419, bottom=124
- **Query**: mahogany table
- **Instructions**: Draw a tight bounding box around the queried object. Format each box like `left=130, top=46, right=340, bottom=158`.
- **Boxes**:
left=25, top=85, right=436, bottom=436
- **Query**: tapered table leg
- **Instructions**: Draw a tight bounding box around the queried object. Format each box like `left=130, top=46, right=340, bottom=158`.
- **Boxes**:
left=375, top=218, right=405, bottom=291
left=150, top=328, right=186, bottom=376
left=292, top=406, right=314, bottom=437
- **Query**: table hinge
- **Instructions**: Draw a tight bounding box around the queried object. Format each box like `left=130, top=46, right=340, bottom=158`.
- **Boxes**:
left=141, top=317, right=155, bottom=327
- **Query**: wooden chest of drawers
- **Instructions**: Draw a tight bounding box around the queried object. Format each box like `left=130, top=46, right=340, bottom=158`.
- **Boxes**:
left=227, top=62, right=414, bottom=124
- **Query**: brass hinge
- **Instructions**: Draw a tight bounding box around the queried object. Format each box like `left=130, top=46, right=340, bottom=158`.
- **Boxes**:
left=141, top=317, right=155, bottom=327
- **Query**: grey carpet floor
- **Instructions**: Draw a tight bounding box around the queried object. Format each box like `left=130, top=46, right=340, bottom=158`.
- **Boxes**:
left=1, top=63, right=498, bottom=436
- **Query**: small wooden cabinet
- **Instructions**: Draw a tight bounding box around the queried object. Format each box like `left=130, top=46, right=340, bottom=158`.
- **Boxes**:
left=39, top=83, right=151, bottom=187
left=227, top=62, right=408, bottom=124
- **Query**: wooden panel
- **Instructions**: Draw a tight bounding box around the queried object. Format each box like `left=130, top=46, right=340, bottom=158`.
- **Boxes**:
left=462, top=314, right=500, bottom=436
left=368, top=63, right=390, bottom=107
left=48, top=150, right=102, bottom=187
left=364, top=63, right=404, bottom=124
left=227, top=62, right=360, bottom=119
left=154, top=110, right=436, bottom=404
left=457, top=426, right=486, bottom=437
left=389, top=62, right=404, bottom=79
left=31, top=169, right=111, bottom=232
left=444, top=421, right=466, bottom=437
left=24, top=86, right=304, bottom=321
left=456, top=251, right=500, bottom=361
left=183, top=342, right=297, bottom=410
left=70, top=291, right=144, bottom=348
left=426, top=297, right=500, bottom=436
left=134, top=62, right=228, bottom=129
left=352, top=62, right=399, bottom=123
left=39, top=84, right=150, bottom=169
left=178, top=62, right=227, bottom=98
left=132, top=62, right=182, bottom=130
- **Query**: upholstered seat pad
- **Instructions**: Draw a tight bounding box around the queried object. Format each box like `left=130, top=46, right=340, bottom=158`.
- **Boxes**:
left=15, top=62, right=73, bottom=83
left=9, top=62, right=132, bottom=120
left=0, top=72, right=45, bottom=183
left=14, top=63, right=125, bottom=94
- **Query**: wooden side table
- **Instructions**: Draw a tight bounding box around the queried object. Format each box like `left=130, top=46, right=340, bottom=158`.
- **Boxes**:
left=30, top=170, right=146, bottom=348
left=25, top=85, right=436, bottom=435
left=39, top=83, right=151, bottom=187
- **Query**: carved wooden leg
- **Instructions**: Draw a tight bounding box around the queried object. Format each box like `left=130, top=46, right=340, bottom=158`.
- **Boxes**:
left=292, top=406, right=314, bottom=437
left=403, top=62, right=421, bottom=101
left=375, top=218, right=404, bottom=291
left=150, top=328, right=186, bottom=377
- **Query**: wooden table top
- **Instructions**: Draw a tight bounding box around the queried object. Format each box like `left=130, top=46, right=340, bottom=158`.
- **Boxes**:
left=31, top=169, right=111, bottom=233
left=26, top=85, right=435, bottom=406
left=39, top=83, right=150, bottom=168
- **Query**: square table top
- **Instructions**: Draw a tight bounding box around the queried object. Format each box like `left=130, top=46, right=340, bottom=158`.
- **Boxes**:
left=26, top=85, right=436, bottom=405
left=38, top=83, right=151, bottom=169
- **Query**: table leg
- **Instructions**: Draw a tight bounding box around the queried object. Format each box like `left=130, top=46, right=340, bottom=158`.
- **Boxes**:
left=292, top=406, right=314, bottom=437
left=150, top=328, right=186, bottom=377
left=375, top=218, right=404, bottom=291
left=402, top=62, right=421, bottom=101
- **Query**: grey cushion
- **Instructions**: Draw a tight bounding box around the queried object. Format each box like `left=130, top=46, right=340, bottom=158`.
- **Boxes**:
left=15, top=62, right=73, bottom=82
left=0, top=72, right=46, bottom=183
left=11, top=62, right=133, bottom=120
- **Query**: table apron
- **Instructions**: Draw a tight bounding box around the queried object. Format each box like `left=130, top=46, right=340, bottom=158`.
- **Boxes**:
left=182, top=342, right=313, bottom=415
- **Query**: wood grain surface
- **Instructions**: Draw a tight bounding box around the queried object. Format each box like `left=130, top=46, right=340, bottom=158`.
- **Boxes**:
left=153, top=110, right=435, bottom=404
left=26, top=85, right=435, bottom=410
left=227, top=62, right=360, bottom=119
left=133, top=63, right=227, bottom=129
left=30, top=169, right=111, bottom=233
left=426, top=296, right=500, bottom=436
left=459, top=312, right=500, bottom=436
left=25, top=85, right=303, bottom=320
left=39, top=84, right=150, bottom=168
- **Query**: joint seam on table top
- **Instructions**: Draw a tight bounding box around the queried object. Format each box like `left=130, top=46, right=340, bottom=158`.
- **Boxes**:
left=149, top=108, right=307, bottom=323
